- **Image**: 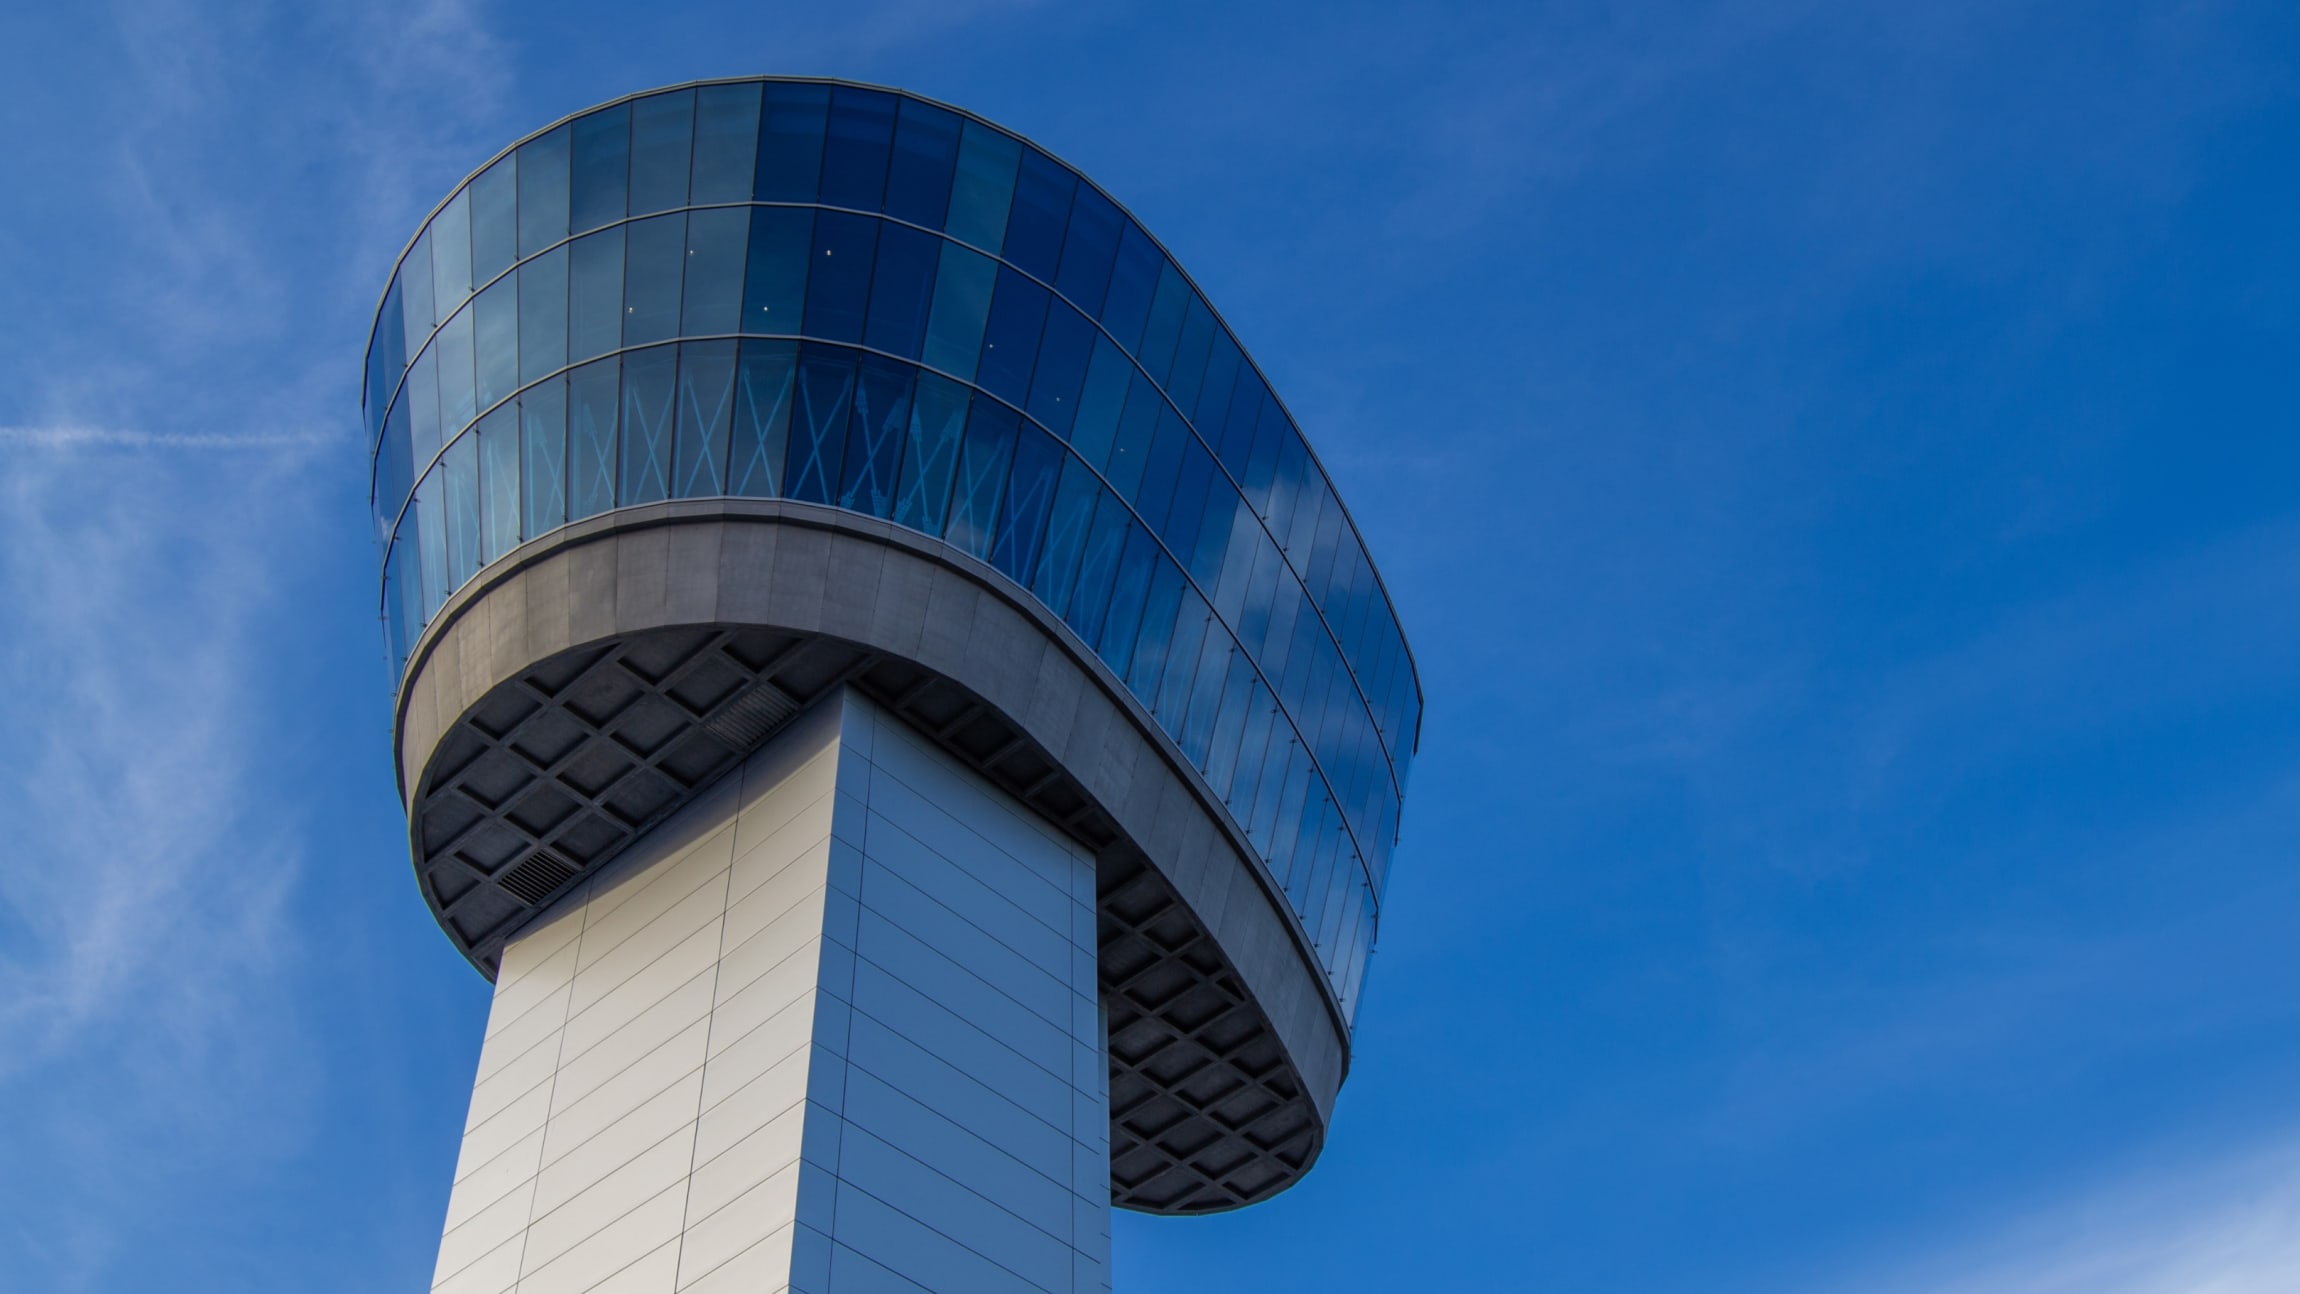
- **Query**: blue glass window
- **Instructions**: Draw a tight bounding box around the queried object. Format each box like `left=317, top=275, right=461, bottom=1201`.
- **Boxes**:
left=570, top=104, right=630, bottom=234
left=1202, top=652, right=1258, bottom=796
left=1002, top=147, right=1075, bottom=281
left=1193, top=334, right=1241, bottom=434
left=401, top=231, right=435, bottom=355
left=376, top=398, right=413, bottom=534
left=436, top=305, right=477, bottom=434
left=470, top=157, right=517, bottom=287
left=472, top=277, right=518, bottom=413
left=1024, top=303, right=1096, bottom=439
left=741, top=206, right=812, bottom=333
left=623, top=213, right=686, bottom=347
left=1214, top=369, right=1267, bottom=474
left=975, top=267, right=1048, bottom=406
left=862, top=223, right=939, bottom=360
left=921, top=245, right=995, bottom=381
left=406, top=346, right=441, bottom=467
left=1066, top=337, right=1131, bottom=469
left=893, top=372, right=968, bottom=535
left=755, top=82, right=827, bottom=203
left=1102, top=370, right=1160, bottom=496
left=1054, top=186, right=1122, bottom=316
left=802, top=211, right=877, bottom=345
left=1132, top=406, right=1190, bottom=526
left=990, top=421, right=1063, bottom=585
left=520, top=377, right=567, bottom=539
left=415, top=464, right=447, bottom=617
left=1029, top=456, right=1101, bottom=617
left=883, top=99, right=960, bottom=229
left=820, top=86, right=896, bottom=211
left=1239, top=387, right=1286, bottom=510
left=945, top=398, right=1018, bottom=560
left=518, top=245, right=568, bottom=385
left=366, top=280, right=405, bottom=446
left=785, top=345, right=855, bottom=504
left=442, top=431, right=481, bottom=592
left=945, top=121, right=1018, bottom=254
left=729, top=340, right=796, bottom=497
left=567, top=356, right=619, bottom=520
left=690, top=82, right=761, bottom=205
left=1165, top=294, right=1216, bottom=412
left=517, top=125, right=571, bottom=258
left=1097, top=523, right=1159, bottom=674
left=839, top=355, right=913, bottom=518
left=628, top=90, right=695, bottom=215
left=1188, top=483, right=1238, bottom=586
left=1125, top=560, right=1185, bottom=701
left=1135, top=260, right=1189, bottom=382
left=1160, top=439, right=1215, bottom=554
left=1064, top=491, right=1129, bottom=646
left=568, top=226, right=625, bottom=362
left=682, top=207, right=748, bottom=335
left=673, top=340, right=736, bottom=499
left=431, top=190, right=472, bottom=320
left=479, top=404, right=520, bottom=563
left=619, top=344, right=676, bottom=505
left=1098, top=221, right=1161, bottom=352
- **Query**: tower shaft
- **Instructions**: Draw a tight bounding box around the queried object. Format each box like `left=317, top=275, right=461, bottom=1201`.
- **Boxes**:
left=431, top=691, right=1112, bottom=1294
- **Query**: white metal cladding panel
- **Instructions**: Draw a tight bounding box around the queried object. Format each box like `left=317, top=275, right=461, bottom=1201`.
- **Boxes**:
left=429, top=690, right=1109, bottom=1294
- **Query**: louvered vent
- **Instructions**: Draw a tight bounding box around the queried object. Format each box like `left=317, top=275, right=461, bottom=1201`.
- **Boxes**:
left=495, top=849, right=578, bottom=906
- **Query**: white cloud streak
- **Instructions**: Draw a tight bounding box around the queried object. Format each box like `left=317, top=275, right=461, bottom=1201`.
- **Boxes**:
left=1829, top=1136, right=2300, bottom=1294
left=0, top=424, right=338, bottom=450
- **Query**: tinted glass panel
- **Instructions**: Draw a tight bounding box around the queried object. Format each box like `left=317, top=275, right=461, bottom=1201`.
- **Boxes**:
left=801, top=211, right=877, bottom=344
left=472, top=276, right=518, bottom=412
left=754, top=82, right=827, bottom=202
left=894, top=372, right=968, bottom=535
left=883, top=99, right=961, bottom=229
left=1030, top=456, right=1101, bottom=617
left=622, top=213, right=686, bottom=346
left=479, top=404, right=520, bottom=563
left=690, top=82, right=762, bottom=204
left=975, top=267, right=1048, bottom=405
left=619, top=344, right=676, bottom=505
left=729, top=339, right=796, bottom=497
left=989, top=421, right=1062, bottom=584
left=517, top=125, right=571, bottom=258
left=819, top=86, right=896, bottom=211
left=470, top=157, right=517, bottom=285
left=741, top=206, right=812, bottom=333
left=628, top=90, right=695, bottom=215
left=1067, top=337, right=1131, bottom=469
left=568, top=226, right=625, bottom=362
left=377, top=399, right=413, bottom=531
left=673, top=340, right=736, bottom=498
left=566, top=355, right=619, bottom=519
left=839, top=355, right=912, bottom=517
left=520, top=377, right=567, bottom=538
left=682, top=206, right=748, bottom=335
left=570, top=104, right=630, bottom=233
left=1024, top=303, right=1096, bottom=438
left=1098, top=523, right=1159, bottom=673
left=401, top=230, right=435, bottom=352
left=1166, top=294, right=1216, bottom=411
left=785, top=345, right=854, bottom=504
left=945, top=397, right=1018, bottom=560
left=1102, top=371, right=1161, bottom=496
left=1064, top=492, right=1129, bottom=645
left=442, top=432, right=481, bottom=591
left=1054, top=186, right=1122, bottom=315
left=1136, top=260, right=1189, bottom=380
left=920, top=245, right=995, bottom=381
left=407, top=346, right=441, bottom=466
left=436, top=306, right=476, bottom=433
left=862, top=223, right=938, bottom=360
left=431, top=190, right=472, bottom=318
left=1098, top=220, right=1161, bottom=349
left=1002, top=147, right=1075, bottom=281
left=518, top=245, right=568, bottom=385
left=945, top=121, right=1018, bottom=254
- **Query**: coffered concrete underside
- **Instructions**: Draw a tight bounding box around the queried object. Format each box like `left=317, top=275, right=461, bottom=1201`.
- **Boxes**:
left=393, top=501, right=1349, bottom=1214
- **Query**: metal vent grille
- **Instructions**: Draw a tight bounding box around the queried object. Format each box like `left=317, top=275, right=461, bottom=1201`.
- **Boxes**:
left=495, top=849, right=577, bottom=905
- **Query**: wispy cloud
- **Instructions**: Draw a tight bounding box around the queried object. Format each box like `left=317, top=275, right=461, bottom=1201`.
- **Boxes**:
left=0, top=424, right=338, bottom=450
left=1825, top=1135, right=2300, bottom=1294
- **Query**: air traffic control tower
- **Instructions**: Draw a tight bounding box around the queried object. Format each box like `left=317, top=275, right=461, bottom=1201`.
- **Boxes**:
left=366, top=78, right=1421, bottom=1294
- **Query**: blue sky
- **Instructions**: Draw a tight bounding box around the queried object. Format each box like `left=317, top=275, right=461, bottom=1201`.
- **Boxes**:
left=2, top=1, right=2296, bottom=1290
